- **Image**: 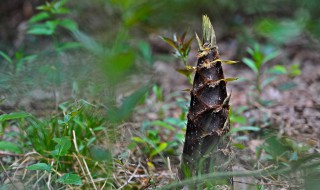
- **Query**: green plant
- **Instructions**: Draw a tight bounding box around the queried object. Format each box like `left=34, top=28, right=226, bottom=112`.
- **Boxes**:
left=0, top=0, right=82, bottom=102
left=161, top=32, right=194, bottom=83
left=0, top=112, right=30, bottom=154
left=131, top=118, right=185, bottom=158
left=24, top=100, right=110, bottom=186
left=0, top=99, right=115, bottom=188
left=242, top=43, right=301, bottom=105
left=256, top=135, right=311, bottom=165
left=27, top=0, right=78, bottom=36
left=242, top=44, right=279, bottom=102
left=126, top=83, right=186, bottom=164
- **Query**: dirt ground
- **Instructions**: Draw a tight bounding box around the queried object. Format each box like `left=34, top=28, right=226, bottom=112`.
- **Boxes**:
left=1, top=13, right=320, bottom=188
left=147, top=34, right=320, bottom=189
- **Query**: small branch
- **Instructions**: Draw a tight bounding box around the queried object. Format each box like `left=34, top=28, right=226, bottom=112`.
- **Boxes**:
left=0, top=160, right=18, bottom=190
left=72, top=130, right=98, bottom=190
left=117, top=159, right=142, bottom=190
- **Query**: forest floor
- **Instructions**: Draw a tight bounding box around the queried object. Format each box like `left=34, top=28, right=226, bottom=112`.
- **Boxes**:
left=1, top=21, right=320, bottom=190
left=118, top=34, right=320, bottom=189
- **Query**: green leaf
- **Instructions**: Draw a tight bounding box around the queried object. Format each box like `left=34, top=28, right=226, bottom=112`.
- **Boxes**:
left=263, top=51, right=279, bottom=64
left=27, top=24, right=54, bottom=35
left=181, top=36, right=194, bottom=54
left=45, top=20, right=59, bottom=30
left=180, top=31, right=187, bottom=43
left=247, top=47, right=254, bottom=56
left=150, top=142, right=168, bottom=157
left=0, top=112, right=30, bottom=122
left=0, top=141, right=22, bottom=153
left=89, top=147, right=112, bottom=162
left=56, top=42, right=81, bottom=52
left=56, top=173, right=82, bottom=185
left=231, top=126, right=260, bottom=133
left=26, top=163, right=52, bottom=172
left=149, top=120, right=175, bottom=130
left=164, top=117, right=185, bottom=128
left=278, top=82, right=297, bottom=91
left=0, top=51, right=13, bottom=64
left=175, top=133, right=185, bottom=143
left=36, top=2, right=51, bottom=11
left=93, top=126, right=105, bottom=131
left=264, top=136, right=291, bottom=158
left=268, top=65, right=287, bottom=75
left=102, top=50, right=136, bottom=82
left=59, top=19, right=78, bottom=32
left=289, top=63, right=301, bottom=76
left=86, top=137, right=96, bottom=147
left=139, top=41, right=153, bottom=65
left=72, top=30, right=104, bottom=55
left=235, top=135, right=249, bottom=141
left=22, top=54, right=38, bottom=63
left=131, top=137, right=146, bottom=143
left=257, top=184, right=265, bottom=190
left=232, top=143, right=246, bottom=150
left=28, top=12, right=50, bottom=23
left=152, top=85, right=163, bottom=101
left=176, top=68, right=194, bottom=78
left=160, top=36, right=178, bottom=50
left=261, top=76, right=277, bottom=89
left=255, top=19, right=302, bottom=44
left=230, top=115, right=246, bottom=124
left=51, top=137, right=71, bottom=156
left=242, top=58, right=258, bottom=74
left=107, top=85, right=150, bottom=122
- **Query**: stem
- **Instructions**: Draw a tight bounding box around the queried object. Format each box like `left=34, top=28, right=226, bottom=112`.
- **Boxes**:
left=256, top=70, right=262, bottom=103
left=182, top=56, right=187, bottom=66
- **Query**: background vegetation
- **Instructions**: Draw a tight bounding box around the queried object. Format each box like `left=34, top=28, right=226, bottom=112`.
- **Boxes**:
left=0, top=0, right=319, bottom=189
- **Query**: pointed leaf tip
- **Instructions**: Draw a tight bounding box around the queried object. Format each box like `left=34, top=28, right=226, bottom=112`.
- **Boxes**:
left=195, top=32, right=203, bottom=50
left=202, top=15, right=216, bottom=48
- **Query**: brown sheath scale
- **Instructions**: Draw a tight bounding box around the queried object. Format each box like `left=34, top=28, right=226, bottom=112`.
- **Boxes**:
left=180, top=15, right=232, bottom=186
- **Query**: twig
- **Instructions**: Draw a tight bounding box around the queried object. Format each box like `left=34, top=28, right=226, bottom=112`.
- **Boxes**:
left=117, top=159, right=141, bottom=190
left=13, top=156, right=30, bottom=179
left=100, top=180, right=115, bottom=190
left=166, top=157, right=174, bottom=179
left=0, top=151, right=24, bottom=157
left=47, top=161, right=54, bottom=190
left=113, top=173, right=122, bottom=187
left=0, top=160, right=18, bottom=190
left=72, top=130, right=97, bottom=190
left=101, top=180, right=108, bottom=190
left=32, top=172, right=46, bottom=189
left=82, top=157, right=98, bottom=190
left=23, top=171, right=37, bottom=187
left=72, top=152, right=89, bottom=184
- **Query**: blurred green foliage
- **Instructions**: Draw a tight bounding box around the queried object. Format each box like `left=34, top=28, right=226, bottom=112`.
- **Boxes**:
left=242, top=43, right=301, bottom=105
left=0, top=0, right=319, bottom=189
